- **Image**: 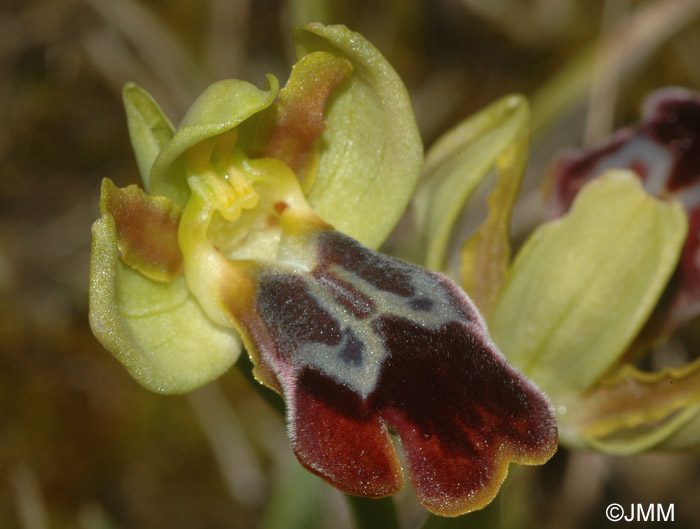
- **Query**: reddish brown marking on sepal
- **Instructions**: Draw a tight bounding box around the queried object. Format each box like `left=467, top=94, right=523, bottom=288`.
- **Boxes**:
left=259, top=53, right=352, bottom=176
left=101, top=179, right=183, bottom=281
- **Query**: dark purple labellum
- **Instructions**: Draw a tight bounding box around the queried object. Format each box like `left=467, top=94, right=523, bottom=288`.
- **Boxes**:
left=547, top=88, right=700, bottom=335
left=250, top=230, right=557, bottom=516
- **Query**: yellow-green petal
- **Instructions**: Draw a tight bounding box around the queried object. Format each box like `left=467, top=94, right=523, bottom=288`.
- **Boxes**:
left=122, top=83, right=175, bottom=190
left=149, top=76, right=280, bottom=206
left=460, top=127, right=528, bottom=314
left=488, top=171, right=686, bottom=401
left=585, top=404, right=700, bottom=455
left=414, top=94, right=529, bottom=272
left=293, top=23, right=423, bottom=249
left=569, top=358, right=700, bottom=453
left=89, top=214, right=241, bottom=394
left=656, top=403, right=700, bottom=452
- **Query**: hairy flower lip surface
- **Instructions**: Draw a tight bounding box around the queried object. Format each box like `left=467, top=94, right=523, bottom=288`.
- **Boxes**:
left=246, top=230, right=557, bottom=517
left=89, top=22, right=559, bottom=517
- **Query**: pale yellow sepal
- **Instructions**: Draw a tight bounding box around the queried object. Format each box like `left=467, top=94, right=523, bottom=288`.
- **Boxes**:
left=293, top=23, right=423, bottom=249
left=584, top=404, right=700, bottom=455
left=414, top=94, right=529, bottom=272
left=89, top=214, right=242, bottom=394
left=488, top=171, right=687, bottom=401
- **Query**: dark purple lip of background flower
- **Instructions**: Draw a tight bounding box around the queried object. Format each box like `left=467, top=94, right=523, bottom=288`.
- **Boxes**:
left=545, top=87, right=700, bottom=340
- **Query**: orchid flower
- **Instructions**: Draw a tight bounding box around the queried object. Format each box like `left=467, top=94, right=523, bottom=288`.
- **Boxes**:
left=88, top=24, right=557, bottom=517
left=547, top=88, right=700, bottom=341
left=414, top=87, right=700, bottom=456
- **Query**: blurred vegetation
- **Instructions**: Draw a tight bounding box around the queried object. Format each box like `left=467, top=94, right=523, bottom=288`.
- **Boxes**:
left=2, top=0, right=700, bottom=528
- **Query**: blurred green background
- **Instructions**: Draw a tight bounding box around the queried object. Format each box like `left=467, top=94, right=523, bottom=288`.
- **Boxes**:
left=2, top=0, right=700, bottom=527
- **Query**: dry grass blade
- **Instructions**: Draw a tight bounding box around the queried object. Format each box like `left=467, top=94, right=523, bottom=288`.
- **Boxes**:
left=205, top=0, right=250, bottom=79
left=187, top=383, right=267, bottom=506
left=82, top=0, right=207, bottom=114
left=585, top=0, right=700, bottom=145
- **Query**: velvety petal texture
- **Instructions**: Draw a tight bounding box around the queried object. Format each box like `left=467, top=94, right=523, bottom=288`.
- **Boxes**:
left=241, top=229, right=557, bottom=517
left=89, top=23, right=558, bottom=516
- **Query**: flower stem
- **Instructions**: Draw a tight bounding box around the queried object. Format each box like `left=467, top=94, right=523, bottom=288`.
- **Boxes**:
left=346, top=495, right=400, bottom=529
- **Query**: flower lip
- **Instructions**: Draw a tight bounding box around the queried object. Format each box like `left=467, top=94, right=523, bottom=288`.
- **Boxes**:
left=91, top=23, right=559, bottom=515
left=249, top=230, right=557, bottom=517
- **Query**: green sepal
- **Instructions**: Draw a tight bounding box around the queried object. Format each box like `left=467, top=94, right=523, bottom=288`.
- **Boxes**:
left=488, top=171, right=687, bottom=401
left=414, top=94, right=529, bottom=272
left=122, top=83, right=175, bottom=190
left=585, top=404, right=700, bottom=455
left=293, top=23, right=423, bottom=249
left=89, top=213, right=241, bottom=394
left=149, top=76, right=280, bottom=206
left=657, top=403, right=700, bottom=452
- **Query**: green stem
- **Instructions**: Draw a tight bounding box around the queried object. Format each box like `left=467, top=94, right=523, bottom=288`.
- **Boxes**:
left=346, top=495, right=400, bottom=529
